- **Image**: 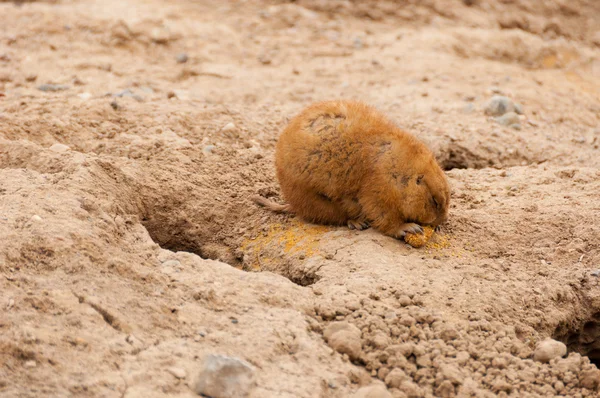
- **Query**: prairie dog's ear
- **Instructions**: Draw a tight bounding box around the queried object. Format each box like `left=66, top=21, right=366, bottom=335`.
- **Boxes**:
left=416, top=175, right=424, bottom=185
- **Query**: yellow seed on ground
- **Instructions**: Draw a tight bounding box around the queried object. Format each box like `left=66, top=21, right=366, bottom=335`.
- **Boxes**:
left=404, top=226, right=435, bottom=248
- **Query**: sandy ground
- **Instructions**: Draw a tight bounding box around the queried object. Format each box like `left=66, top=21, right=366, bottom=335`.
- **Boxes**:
left=1, top=0, right=600, bottom=397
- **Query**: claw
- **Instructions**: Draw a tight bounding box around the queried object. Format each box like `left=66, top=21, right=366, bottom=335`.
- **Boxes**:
left=348, top=219, right=370, bottom=231
left=395, top=223, right=423, bottom=238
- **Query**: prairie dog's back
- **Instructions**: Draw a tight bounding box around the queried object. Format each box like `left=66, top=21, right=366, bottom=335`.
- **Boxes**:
left=275, top=100, right=412, bottom=199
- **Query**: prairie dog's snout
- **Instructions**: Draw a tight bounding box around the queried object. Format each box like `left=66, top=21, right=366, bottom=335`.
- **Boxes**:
left=256, top=100, right=450, bottom=239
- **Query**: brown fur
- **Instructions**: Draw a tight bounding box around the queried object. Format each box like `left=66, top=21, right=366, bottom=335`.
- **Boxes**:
left=256, top=100, right=450, bottom=239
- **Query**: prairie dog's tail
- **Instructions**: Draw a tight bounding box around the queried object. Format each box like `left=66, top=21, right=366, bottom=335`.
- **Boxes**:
left=250, top=194, right=291, bottom=214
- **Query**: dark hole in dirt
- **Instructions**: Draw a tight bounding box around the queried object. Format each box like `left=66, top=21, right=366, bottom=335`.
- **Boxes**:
left=554, top=314, right=600, bottom=368
left=437, top=144, right=490, bottom=171
left=142, top=216, right=321, bottom=287
left=286, top=271, right=320, bottom=287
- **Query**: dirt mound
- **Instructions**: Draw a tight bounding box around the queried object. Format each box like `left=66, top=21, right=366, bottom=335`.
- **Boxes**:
left=1, top=0, right=600, bottom=396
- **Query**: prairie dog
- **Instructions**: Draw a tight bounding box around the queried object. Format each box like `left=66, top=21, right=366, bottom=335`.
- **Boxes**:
left=254, top=100, right=450, bottom=239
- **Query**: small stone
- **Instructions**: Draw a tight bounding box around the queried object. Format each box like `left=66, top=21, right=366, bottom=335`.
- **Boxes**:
left=203, top=145, right=216, bottom=154
left=176, top=53, right=189, bottom=63
left=221, top=122, right=237, bottom=133
left=24, top=360, right=36, bottom=368
left=167, top=366, right=187, bottom=379
left=194, top=354, right=255, bottom=398
left=324, top=321, right=362, bottom=360
left=258, top=54, right=272, bottom=65
left=495, top=112, right=520, bottom=127
left=78, top=92, right=92, bottom=100
left=162, top=260, right=181, bottom=268
left=533, top=338, right=567, bottom=363
left=30, top=215, right=43, bottom=222
left=514, top=103, right=524, bottom=115
left=38, top=84, right=70, bottom=92
left=49, top=143, right=70, bottom=153
left=25, top=74, right=37, bottom=82
left=591, top=269, right=600, bottom=277
left=151, top=27, right=171, bottom=44
left=352, top=382, right=392, bottom=398
left=110, top=100, right=121, bottom=110
left=485, top=95, right=515, bottom=116
left=509, top=123, right=521, bottom=130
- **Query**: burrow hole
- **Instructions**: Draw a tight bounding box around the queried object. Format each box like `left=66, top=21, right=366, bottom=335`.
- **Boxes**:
left=141, top=216, right=321, bottom=287
left=554, top=312, right=600, bottom=368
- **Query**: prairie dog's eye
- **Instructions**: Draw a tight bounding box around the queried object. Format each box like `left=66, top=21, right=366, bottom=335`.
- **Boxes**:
left=416, top=175, right=424, bottom=185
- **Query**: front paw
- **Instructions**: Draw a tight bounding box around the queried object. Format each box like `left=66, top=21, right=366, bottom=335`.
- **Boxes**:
left=394, top=223, right=423, bottom=238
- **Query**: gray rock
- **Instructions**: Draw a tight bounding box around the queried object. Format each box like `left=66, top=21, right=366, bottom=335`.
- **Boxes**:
left=176, top=53, right=189, bottom=63
left=514, top=102, right=524, bottom=115
left=114, top=89, right=144, bottom=102
left=495, top=112, right=520, bottom=127
left=194, top=354, right=255, bottom=398
left=38, top=84, right=70, bottom=92
left=485, top=95, right=515, bottom=116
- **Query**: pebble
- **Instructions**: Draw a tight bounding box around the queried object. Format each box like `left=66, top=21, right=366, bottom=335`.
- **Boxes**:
left=49, top=143, right=70, bottom=153
left=514, top=102, right=524, bottom=115
left=484, top=95, right=515, bottom=116
left=161, top=260, right=181, bottom=268
left=352, top=382, right=392, bottom=398
left=78, top=92, right=92, bottom=100
left=30, top=215, right=43, bottom=222
left=533, top=339, right=566, bottom=363
left=495, top=112, right=520, bottom=127
left=114, top=89, right=144, bottom=102
left=221, top=122, right=237, bottom=133
left=194, top=354, right=255, bottom=398
left=203, top=145, right=216, bottom=154
left=151, top=27, right=171, bottom=44
left=167, top=366, right=187, bottom=379
left=323, top=321, right=362, bottom=360
left=176, top=53, right=189, bottom=63
left=38, top=84, right=70, bottom=92
left=24, top=360, right=37, bottom=368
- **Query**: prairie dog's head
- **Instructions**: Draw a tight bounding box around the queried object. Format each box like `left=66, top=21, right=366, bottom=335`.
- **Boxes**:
left=397, top=155, right=450, bottom=227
